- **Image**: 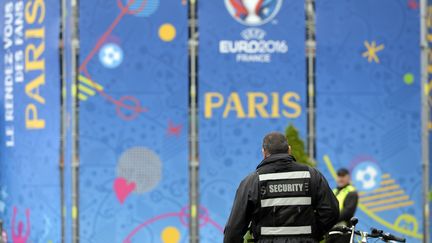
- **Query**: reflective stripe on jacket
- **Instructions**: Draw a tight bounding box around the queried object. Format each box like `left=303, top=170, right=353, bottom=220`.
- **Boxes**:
left=255, top=170, right=313, bottom=237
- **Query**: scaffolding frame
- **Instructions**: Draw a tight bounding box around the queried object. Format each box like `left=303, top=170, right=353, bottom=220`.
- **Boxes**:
left=420, top=0, right=430, bottom=242
left=71, top=0, right=80, bottom=241
left=306, top=0, right=316, bottom=161
left=188, top=0, right=200, bottom=242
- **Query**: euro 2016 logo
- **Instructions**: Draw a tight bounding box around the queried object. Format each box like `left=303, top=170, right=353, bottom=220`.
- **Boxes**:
left=225, top=0, right=282, bottom=26
left=221, top=0, right=287, bottom=63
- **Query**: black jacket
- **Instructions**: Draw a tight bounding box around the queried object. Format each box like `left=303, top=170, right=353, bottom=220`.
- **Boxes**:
left=224, top=154, right=339, bottom=243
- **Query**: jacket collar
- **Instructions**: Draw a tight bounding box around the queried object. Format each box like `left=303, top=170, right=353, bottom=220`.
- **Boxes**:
left=256, top=153, right=296, bottom=169
left=337, top=183, right=352, bottom=191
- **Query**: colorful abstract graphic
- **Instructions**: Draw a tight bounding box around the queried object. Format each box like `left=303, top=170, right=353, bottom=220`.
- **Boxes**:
left=317, top=0, right=422, bottom=241
left=79, top=0, right=190, bottom=242
left=224, top=0, right=283, bottom=26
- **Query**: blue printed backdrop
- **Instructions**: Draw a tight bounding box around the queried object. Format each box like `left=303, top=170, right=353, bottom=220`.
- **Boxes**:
left=0, top=0, right=61, bottom=242
left=316, top=0, right=422, bottom=241
left=199, top=0, right=306, bottom=241
left=0, top=0, right=428, bottom=242
left=79, top=0, right=189, bottom=242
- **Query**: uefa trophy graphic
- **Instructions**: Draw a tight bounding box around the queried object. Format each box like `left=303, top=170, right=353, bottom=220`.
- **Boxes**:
left=243, top=0, right=262, bottom=25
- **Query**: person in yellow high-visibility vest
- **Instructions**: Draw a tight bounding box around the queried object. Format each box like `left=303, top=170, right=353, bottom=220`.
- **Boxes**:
left=327, top=168, right=358, bottom=243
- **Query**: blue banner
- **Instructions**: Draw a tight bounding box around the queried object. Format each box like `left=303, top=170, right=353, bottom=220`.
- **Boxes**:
left=79, top=1, right=188, bottom=242
left=316, top=0, right=422, bottom=241
left=0, top=0, right=61, bottom=242
left=198, top=0, right=306, bottom=241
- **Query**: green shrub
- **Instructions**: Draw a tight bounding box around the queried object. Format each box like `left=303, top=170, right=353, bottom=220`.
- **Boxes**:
left=285, top=124, right=315, bottom=167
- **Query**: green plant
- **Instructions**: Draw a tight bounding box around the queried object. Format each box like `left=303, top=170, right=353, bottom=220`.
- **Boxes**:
left=285, top=124, right=315, bottom=167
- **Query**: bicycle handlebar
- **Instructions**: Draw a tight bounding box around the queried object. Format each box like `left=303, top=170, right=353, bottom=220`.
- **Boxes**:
left=370, top=228, right=406, bottom=242
left=329, top=226, right=406, bottom=242
left=328, top=226, right=361, bottom=236
left=329, top=225, right=350, bottom=233
left=381, top=232, right=406, bottom=242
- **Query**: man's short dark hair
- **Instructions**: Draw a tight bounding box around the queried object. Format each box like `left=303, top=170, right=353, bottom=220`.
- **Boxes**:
left=262, top=132, right=289, bottom=155
left=337, top=168, right=350, bottom=176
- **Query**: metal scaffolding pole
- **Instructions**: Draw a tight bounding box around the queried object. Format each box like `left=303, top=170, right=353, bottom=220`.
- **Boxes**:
left=188, top=0, right=200, bottom=242
left=59, top=0, right=67, bottom=242
left=71, top=0, right=80, bottom=241
left=420, top=0, right=430, bottom=242
left=306, top=0, right=316, bottom=161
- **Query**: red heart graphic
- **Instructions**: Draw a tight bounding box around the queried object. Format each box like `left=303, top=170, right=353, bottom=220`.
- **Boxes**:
left=113, top=177, right=136, bottom=204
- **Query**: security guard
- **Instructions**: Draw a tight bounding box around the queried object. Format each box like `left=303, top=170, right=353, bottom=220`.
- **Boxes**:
left=224, top=132, right=339, bottom=243
left=327, top=168, right=358, bottom=243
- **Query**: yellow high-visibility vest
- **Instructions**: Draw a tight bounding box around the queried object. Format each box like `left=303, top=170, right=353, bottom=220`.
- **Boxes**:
left=333, top=185, right=356, bottom=212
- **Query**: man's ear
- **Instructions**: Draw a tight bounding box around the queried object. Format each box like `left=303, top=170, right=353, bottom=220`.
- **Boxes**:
left=288, top=145, right=292, bottom=155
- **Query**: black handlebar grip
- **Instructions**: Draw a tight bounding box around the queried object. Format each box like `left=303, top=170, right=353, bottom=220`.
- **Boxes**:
left=350, top=217, right=359, bottom=226
left=384, top=233, right=406, bottom=242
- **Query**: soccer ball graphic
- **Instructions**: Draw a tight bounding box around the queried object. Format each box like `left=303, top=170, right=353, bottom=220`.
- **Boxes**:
left=99, top=43, right=123, bottom=68
left=352, top=162, right=382, bottom=191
